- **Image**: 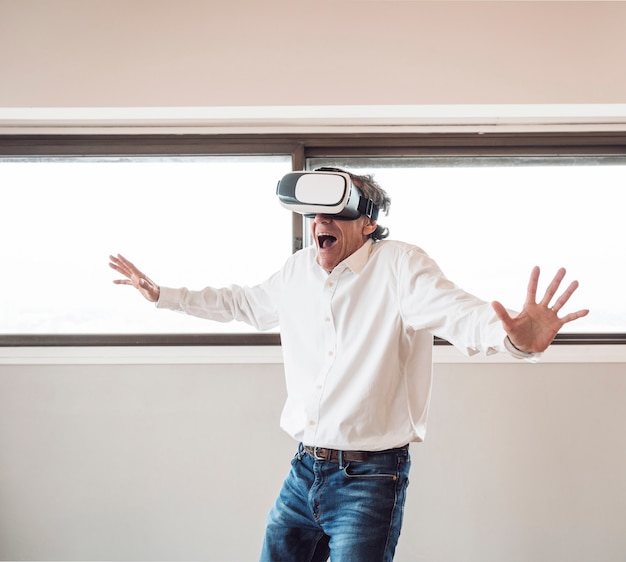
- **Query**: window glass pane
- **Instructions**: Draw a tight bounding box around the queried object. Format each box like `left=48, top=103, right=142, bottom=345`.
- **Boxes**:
left=1, top=156, right=292, bottom=334
left=308, top=157, right=626, bottom=334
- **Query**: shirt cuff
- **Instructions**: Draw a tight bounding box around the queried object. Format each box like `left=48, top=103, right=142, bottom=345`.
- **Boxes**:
left=504, top=336, right=542, bottom=362
left=155, top=286, right=180, bottom=310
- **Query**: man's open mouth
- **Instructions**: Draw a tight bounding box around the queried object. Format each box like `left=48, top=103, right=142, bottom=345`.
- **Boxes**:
left=318, top=234, right=337, bottom=249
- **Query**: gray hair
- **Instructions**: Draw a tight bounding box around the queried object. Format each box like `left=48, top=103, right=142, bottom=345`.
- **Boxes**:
left=344, top=170, right=391, bottom=240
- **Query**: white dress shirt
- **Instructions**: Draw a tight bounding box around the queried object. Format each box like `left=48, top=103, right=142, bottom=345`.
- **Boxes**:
left=157, top=239, right=533, bottom=451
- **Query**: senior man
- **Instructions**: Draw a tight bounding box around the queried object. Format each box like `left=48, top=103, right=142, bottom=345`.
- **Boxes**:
left=109, top=167, right=588, bottom=562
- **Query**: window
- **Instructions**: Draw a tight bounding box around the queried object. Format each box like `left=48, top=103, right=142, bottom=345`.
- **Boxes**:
left=1, top=132, right=624, bottom=345
left=307, top=156, right=626, bottom=337
left=0, top=155, right=292, bottom=340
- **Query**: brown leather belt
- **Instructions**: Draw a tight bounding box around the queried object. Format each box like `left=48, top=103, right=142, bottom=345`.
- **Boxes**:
left=303, top=445, right=408, bottom=463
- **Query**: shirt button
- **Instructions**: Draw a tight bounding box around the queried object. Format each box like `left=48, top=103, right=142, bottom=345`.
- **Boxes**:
left=308, top=420, right=316, bottom=426
left=324, top=316, right=331, bottom=322
left=328, top=351, right=334, bottom=357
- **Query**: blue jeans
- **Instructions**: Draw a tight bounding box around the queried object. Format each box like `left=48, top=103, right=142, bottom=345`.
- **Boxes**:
left=260, top=444, right=411, bottom=562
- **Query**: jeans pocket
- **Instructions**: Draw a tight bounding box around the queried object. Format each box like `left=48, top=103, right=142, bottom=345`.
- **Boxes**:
left=342, top=461, right=400, bottom=481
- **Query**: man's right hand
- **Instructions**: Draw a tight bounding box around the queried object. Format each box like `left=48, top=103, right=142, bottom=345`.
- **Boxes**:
left=109, top=254, right=161, bottom=303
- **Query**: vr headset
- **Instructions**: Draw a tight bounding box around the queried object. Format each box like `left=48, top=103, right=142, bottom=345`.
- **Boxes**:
left=276, top=168, right=379, bottom=220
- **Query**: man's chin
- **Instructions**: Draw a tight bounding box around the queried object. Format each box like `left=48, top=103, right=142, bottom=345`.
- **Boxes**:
left=316, top=252, right=339, bottom=273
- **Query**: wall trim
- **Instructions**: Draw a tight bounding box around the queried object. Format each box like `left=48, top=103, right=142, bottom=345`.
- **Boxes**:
left=2, top=104, right=626, bottom=135
left=0, top=344, right=623, bottom=366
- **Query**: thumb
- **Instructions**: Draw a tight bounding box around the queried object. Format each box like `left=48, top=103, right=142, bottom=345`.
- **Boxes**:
left=491, top=301, right=511, bottom=324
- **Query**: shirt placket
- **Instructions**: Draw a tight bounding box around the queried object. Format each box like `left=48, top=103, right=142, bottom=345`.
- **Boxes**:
left=303, top=268, right=341, bottom=445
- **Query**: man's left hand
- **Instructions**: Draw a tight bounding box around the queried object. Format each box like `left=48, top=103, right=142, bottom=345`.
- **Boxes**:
left=492, top=266, right=589, bottom=353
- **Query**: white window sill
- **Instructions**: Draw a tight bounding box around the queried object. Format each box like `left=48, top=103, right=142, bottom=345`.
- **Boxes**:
left=0, top=345, right=623, bottom=365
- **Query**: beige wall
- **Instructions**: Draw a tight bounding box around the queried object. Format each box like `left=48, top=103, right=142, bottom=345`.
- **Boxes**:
left=1, top=1, right=625, bottom=560
left=1, top=0, right=625, bottom=108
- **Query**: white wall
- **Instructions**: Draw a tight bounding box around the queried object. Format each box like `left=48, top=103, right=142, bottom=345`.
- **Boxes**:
left=1, top=358, right=625, bottom=561
left=0, top=362, right=291, bottom=560
left=1, top=1, right=625, bottom=560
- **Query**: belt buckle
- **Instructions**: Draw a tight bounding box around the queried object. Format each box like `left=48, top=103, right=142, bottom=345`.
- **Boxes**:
left=312, top=447, right=328, bottom=460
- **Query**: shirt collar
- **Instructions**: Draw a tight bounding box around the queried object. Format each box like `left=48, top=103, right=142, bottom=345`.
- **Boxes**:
left=342, top=239, right=374, bottom=274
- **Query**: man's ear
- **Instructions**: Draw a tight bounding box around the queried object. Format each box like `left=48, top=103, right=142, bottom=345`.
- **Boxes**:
left=363, top=219, right=377, bottom=237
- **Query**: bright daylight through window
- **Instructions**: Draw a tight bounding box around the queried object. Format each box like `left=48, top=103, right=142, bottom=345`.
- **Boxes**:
left=308, top=157, right=626, bottom=335
left=0, top=156, right=292, bottom=335
left=2, top=144, right=625, bottom=343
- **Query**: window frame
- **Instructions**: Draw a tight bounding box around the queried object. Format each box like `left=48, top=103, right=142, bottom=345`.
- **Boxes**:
left=1, top=131, right=625, bottom=346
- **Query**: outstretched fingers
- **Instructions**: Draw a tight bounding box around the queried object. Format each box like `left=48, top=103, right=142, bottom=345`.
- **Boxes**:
left=109, top=253, right=134, bottom=276
left=550, top=279, right=579, bottom=314
left=553, top=278, right=590, bottom=324
left=527, top=266, right=588, bottom=319
left=541, top=271, right=589, bottom=322
left=537, top=267, right=567, bottom=308
left=109, top=254, right=144, bottom=283
left=109, top=254, right=160, bottom=302
left=109, top=255, right=129, bottom=284
left=560, top=308, right=590, bottom=325
left=524, top=265, right=541, bottom=307
left=496, top=266, right=589, bottom=353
